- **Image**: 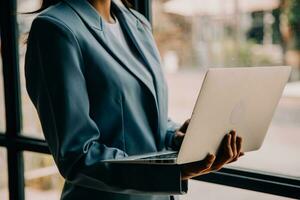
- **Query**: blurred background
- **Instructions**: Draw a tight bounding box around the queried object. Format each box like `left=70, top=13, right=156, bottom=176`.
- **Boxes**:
left=0, top=0, right=299, bottom=199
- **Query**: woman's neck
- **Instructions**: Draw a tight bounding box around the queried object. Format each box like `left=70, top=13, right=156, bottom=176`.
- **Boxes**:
left=88, top=0, right=115, bottom=23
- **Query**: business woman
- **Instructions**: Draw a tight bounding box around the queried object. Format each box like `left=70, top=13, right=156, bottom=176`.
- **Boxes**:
left=24, top=0, right=244, bottom=199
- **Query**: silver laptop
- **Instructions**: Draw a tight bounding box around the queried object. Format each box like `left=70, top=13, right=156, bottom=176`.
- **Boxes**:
left=103, top=66, right=291, bottom=165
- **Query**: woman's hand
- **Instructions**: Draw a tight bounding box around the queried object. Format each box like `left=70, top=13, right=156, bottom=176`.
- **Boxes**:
left=174, top=119, right=244, bottom=180
left=172, top=119, right=190, bottom=150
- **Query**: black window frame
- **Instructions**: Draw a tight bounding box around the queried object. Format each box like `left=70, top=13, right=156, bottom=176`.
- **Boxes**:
left=0, top=0, right=299, bottom=200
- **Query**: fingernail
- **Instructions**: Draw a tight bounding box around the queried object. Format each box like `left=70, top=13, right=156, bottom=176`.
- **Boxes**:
left=209, top=153, right=215, bottom=157
left=207, top=153, right=214, bottom=158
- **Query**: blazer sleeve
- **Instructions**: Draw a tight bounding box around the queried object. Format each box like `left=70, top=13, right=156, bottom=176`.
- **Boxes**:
left=165, top=119, right=181, bottom=150
left=25, top=16, right=187, bottom=195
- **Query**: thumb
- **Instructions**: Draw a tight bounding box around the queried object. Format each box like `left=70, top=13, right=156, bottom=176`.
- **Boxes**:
left=173, top=131, right=185, bottom=150
left=179, top=118, right=191, bottom=133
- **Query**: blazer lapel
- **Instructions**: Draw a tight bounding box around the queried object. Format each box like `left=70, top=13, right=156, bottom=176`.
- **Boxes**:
left=63, top=0, right=159, bottom=110
left=111, top=2, right=166, bottom=105
left=112, top=4, right=170, bottom=150
left=110, top=2, right=170, bottom=150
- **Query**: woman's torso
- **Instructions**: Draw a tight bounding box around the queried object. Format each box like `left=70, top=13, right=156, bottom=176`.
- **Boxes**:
left=31, top=0, right=175, bottom=199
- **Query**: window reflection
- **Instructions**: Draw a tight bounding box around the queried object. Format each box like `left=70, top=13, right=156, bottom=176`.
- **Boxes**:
left=153, top=0, right=300, bottom=178
left=24, top=152, right=64, bottom=200
left=18, top=0, right=44, bottom=138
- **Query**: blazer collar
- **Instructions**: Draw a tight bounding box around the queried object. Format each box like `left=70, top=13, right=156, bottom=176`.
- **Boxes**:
left=62, top=0, right=143, bottom=32
left=63, top=0, right=157, bottom=98
left=63, top=0, right=103, bottom=30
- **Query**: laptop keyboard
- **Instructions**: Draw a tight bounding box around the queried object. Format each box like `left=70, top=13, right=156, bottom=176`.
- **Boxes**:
left=140, top=152, right=178, bottom=160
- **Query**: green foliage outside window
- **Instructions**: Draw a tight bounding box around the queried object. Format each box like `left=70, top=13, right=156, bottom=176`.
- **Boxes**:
left=287, top=0, right=300, bottom=50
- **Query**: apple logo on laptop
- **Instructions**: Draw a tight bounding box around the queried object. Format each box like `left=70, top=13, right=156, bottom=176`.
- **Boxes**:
left=230, top=100, right=245, bottom=125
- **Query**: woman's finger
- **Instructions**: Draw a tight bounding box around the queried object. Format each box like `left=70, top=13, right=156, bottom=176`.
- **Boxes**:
left=236, top=136, right=242, bottom=157
left=225, top=133, right=234, bottom=162
left=228, top=150, right=245, bottom=164
left=173, top=131, right=185, bottom=150
left=230, top=130, right=237, bottom=159
left=228, top=134, right=244, bottom=163
left=229, top=135, right=242, bottom=162
left=179, top=118, right=191, bottom=133
left=211, top=134, right=233, bottom=170
left=175, top=131, right=185, bottom=141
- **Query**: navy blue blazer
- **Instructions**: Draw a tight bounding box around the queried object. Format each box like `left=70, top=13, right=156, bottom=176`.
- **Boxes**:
left=25, top=0, right=187, bottom=199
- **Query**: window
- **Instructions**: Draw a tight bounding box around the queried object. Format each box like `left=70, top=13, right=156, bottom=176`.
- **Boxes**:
left=153, top=0, right=300, bottom=198
left=0, top=148, right=8, bottom=200
left=0, top=1, right=299, bottom=200
left=18, top=0, right=44, bottom=139
left=0, top=36, right=5, bottom=132
left=24, top=152, right=64, bottom=200
left=153, top=0, right=300, bottom=178
left=181, top=180, right=293, bottom=200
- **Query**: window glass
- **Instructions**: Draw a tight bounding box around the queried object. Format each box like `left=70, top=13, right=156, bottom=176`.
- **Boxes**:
left=153, top=0, right=300, bottom=178
left=24, top=152, right=64, bottom=200
left=18, top=0, right=44, bottom=138
left=0, top=148, right=8, bottom=200
left=0, top=36, right=6, bottom=132
left=180, top=180, right=293, bottom=200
